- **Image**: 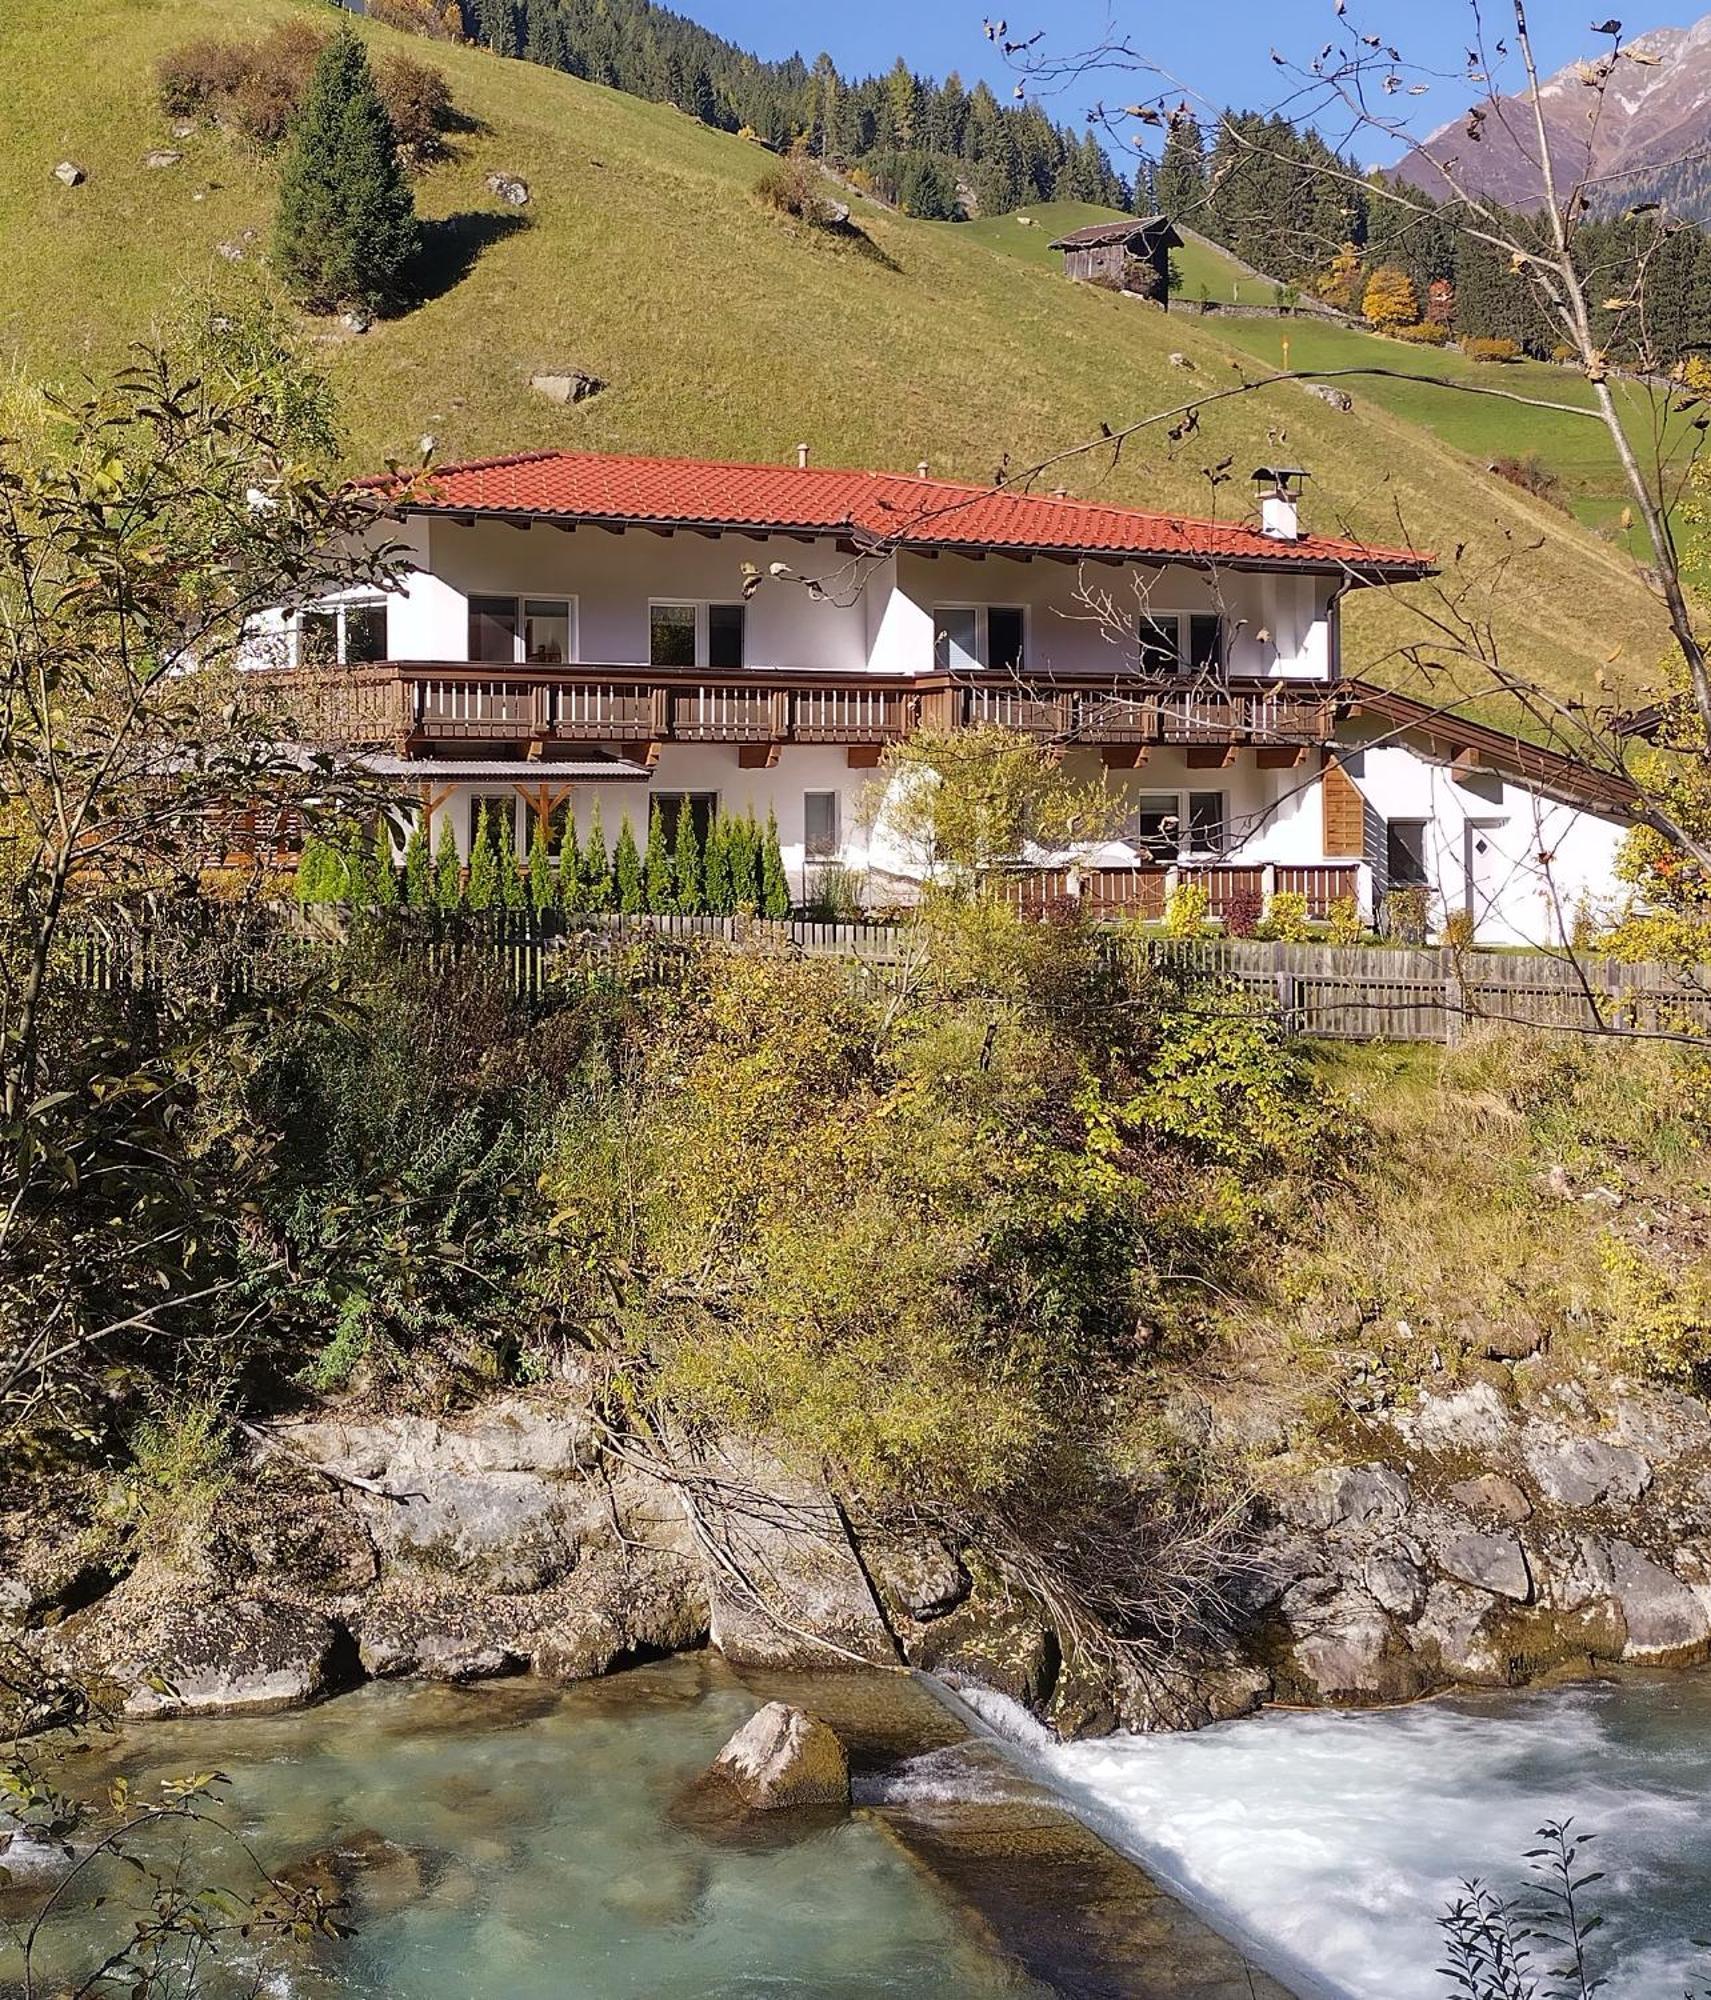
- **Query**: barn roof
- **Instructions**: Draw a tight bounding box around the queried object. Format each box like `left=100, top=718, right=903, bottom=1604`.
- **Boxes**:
left=1048, top=214, right=1184, bottom=251
left=359, top=450, right=1432, bottom=582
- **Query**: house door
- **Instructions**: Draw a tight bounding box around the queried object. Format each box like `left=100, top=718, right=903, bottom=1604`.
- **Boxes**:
left=1463, top=820, right=1504, bottom=937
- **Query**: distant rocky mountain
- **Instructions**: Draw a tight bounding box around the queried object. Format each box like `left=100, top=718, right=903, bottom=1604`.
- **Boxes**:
left=1396, top=15, right=1711, bottom=222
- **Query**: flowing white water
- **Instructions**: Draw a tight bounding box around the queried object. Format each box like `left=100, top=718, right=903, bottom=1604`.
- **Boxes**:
left=964, top=1672, right=1711, bottom=2000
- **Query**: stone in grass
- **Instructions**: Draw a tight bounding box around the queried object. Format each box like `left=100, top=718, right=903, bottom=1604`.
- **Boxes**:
left=143, top=149, right=184, bottom=169
left=53, top=161, right=87, bottom=186
left=486, top=171, right=530, bottom=205
left=530, top=369, right=605, bottom=406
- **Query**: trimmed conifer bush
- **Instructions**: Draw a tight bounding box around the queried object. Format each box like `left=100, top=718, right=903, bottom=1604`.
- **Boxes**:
left=273, top=29, right=420, bottom=315
left=643, top=800, right=673, bottom=913
left=728, top=810, right=760, bottom=912
left=466, top=806, right=499, bottom=910
left=402, top=819, right=433, bottom=908
left=702, top=809, right=731, bottom=915
left=761, top=806, right=790, bottom=918
left=583, top=801, right=614, bottom=912
left=672, top=797, right=702, bottom=914
left=496, top=822, right=525, bottom=911
left=371, top=825, right=400, bottom=907
left=557, top=813, right=584, bottom=914
left=613, top=813, right=643, bottom=913
left=433, top=816, right=463, bottom=910
left=527, top=813, right=555, bottom=916
left=294, top=835, right=341, bottom=905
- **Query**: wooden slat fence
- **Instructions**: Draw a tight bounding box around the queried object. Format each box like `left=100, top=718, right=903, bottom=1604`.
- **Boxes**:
left=55, top=912, right=1711, bottom=1044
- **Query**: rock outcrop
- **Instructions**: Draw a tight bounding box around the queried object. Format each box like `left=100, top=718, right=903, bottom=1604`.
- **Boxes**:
left=694, top=1702, right=851, bottom=1812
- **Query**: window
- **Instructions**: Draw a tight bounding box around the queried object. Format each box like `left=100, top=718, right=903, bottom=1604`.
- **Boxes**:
left=1130, top=793, right=1182, bottom=859
left=652, top=791, right=719, bottom=850
left=1134, top=611, right=1226, bottom=677
left=707, top=602, right=746, bottom=670
left=1188, top=791, right=1227, bottom=855
left=933, top=606, right=1026, bottom=673
left=1386, top=818, right=1429, bottom=886
left=470, top=793, right=518, bottom=855
left=649, top=603, right=698, bottom=668
left=934, top=607, right=981, bottom=673
left=803, top=791, right=840, bottom=859
left=524, top=600, right=574, bottom=665
left=297, top=599, right=387, bottom=667
left=1187, top=614, right=1224, bottom=674
left=1126, top=790, right=1227, bottom=858
left=987, top=606, right=1026, bottom=672
left=469, top=596, right=520, bottom=663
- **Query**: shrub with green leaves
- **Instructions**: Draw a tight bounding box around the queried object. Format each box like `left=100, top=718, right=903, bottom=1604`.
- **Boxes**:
left=1256, top=890, right=1311, bottom=942
left=672, top=798, right=702, bottom=914
left=644, top=800, right=673, bottom=914
left=402, top=819, right=433, bottom=908
left=613, top=813, right=643, bottom=913
left=583, top=802, right=613, bottom=912
left=433, top=816, right=463, bottom=911
left=466, top=807, right=499, bottom=910
left=1164, top=881, right=1210, bottom=937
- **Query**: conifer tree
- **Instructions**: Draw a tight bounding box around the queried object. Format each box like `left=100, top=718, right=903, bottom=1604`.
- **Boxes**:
left=294, top=836, right=336, bottom=906
left=403, top=818, right=434, bottom=908
left=273, top=30, right=421, bottom=316
left=1155, top=115, right=1205, bottom=220
left=643, top=799, right=674, bottom=913
left=371, top=825, right=400, bottom=907
left=527, top=812, right=555, bottom=916
left=341, top=829, right=374, bottom=907
left=613, top=813, right=644, bottom=913
left=702, top=809, right=731, bottom=915
left=557, top=811, right=584, bottom=914
left=584, top=800, right=614, bottom=912
left=433, top=816, right=463, bottom=911
left=672, top=797, right=702, bottom=913
left=496, top=820, right=526, bottom=911
left=466, top=805, right=499, bottom=910
left=760, top=806, right=790, bottom=918
left=728, top=809, right=760, bottom=912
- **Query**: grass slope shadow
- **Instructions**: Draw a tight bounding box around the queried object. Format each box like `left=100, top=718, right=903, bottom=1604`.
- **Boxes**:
left=406, top=210, right=530, bottom=310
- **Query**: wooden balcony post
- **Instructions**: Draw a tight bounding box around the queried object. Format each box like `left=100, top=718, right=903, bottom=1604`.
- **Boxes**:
left=1261, top=862, right=1277, bottom=917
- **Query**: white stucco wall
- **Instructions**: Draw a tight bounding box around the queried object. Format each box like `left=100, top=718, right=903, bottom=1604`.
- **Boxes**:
left=1350, top=740, right=1629, bottom=947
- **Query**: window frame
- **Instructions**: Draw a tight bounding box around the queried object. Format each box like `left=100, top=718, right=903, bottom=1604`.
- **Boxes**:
left=466, top=594, right=578, bottom=666
left=932, top=603, right=1029, bottom=674
left=1132, top=609, right=1226, bottom=678
left=295, top=596, right=390, bottom=668
left=1385, top=817, right=1431, bottom=887
left=803, top=789, right=841, bottom=860
left=647, top=599, right=747, bottom=670
left=1125, top=787, right=1229, bottom=860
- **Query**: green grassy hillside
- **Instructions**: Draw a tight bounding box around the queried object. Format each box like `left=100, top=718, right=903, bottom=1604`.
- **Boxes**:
left=963, top=201, right=1258, bottom=304
left=0, top=0, right=1675, bottom=705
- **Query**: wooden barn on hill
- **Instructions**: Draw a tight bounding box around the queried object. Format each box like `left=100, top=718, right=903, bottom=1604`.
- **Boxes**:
left=1049, top=215, right=1183, bottom=302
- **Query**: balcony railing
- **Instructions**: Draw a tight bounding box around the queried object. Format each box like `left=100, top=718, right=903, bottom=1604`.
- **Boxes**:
left=253, top=663, right=1337, bottom=754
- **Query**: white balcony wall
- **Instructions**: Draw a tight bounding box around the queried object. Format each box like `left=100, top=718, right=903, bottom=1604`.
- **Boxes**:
left=384, top=520, right=870, bottom=671
left=885, top=552, right=1334, bottom=680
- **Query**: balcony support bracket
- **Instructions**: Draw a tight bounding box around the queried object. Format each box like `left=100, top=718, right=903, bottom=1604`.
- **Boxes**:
left=1186, top=745, right=1239, bottom=770
left=846, top=744, right=885, bottom=769
left=738, top=742, right=782, bottom=770
left=1101, top=745, right=1148, bottom=770
left=1256, top=745, right=1310, bottom=769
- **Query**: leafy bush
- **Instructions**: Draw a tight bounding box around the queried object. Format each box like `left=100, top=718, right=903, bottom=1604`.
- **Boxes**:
left=1163, top=881, right=1210, bottom=937
left=1440, top=907, right=1477, bottom=952
left=1221, top=890, right=1262, bottom=938
left=1362, top=265, right=1419, bottom=330
left=155, top=36, right=251, bottom=116
left=1326, top=896, right=1365, bottom=944
left=1255, top=890, right=1311, bottom=942
left=1381, top=886, right=1429, bottom=944
left=1391, top=319, right=1452, bottom=345
left=753, top=154, right=845, bottom=226
left=1464, top=336, right=1521, bottom=363
left=1489, top=451, right=1568, bottom=511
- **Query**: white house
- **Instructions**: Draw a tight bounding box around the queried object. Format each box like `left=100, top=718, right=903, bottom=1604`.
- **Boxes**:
left=249, top=448, right=1635, bottom=946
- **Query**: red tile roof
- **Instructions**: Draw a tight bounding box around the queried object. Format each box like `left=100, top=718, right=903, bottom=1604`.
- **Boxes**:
left=359, top=450, right=1433, bottom=580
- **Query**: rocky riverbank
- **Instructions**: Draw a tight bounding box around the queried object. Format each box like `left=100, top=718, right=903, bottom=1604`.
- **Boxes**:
left=8, top=1349, right=1711, bottom=1735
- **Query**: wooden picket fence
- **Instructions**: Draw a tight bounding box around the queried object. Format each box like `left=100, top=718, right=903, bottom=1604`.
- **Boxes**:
left=55, top=910, right=1711, bottom=1045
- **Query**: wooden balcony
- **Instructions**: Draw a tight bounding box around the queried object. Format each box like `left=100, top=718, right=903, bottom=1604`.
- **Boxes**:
left=252, top=663, right=1338, bottom=761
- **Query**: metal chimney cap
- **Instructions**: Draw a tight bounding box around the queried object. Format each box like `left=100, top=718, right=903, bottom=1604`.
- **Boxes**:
left=1252, top=465, right=1311, bottom=488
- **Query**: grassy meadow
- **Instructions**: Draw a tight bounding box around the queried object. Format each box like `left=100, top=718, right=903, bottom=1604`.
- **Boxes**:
left=0, top=0, right=1677, bottom=706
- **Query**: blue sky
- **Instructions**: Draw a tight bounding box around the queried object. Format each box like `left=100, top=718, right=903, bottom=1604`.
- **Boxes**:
left=685, top=1, right=1698, bottom=162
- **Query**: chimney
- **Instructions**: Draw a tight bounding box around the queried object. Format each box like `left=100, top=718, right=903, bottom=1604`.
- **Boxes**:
left=797, top=442, right=811, bottom=469
left=1253, top=466, right=1309, bottom=542
left=916, top=459, right=930, bottom=479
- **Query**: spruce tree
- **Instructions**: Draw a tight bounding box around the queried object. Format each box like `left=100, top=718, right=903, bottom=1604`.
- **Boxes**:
left=1155, top=116, right=1205, bottom=220
left=341, top=830, right=373, bottom=907
left=583, top=800, right=614, bottom=912
left=403, top=819, right=434, bottom=908
left=760, top=806, right=790, bottom=919
left=613, top=813, right=644, bottom=913
left=528, top=813, right=555, bottom=916
left=557, top=812, right=584, bottom=914
left=274, top=30, right=420, bottom=316
left=433, top=816, right=463, bottom=911
left=672, top=797, right=702, bottom=913
left=702, top=809, right=731, bottom=915
left=466, top=805, right=499, bottom=910
left=294, top=836, right=334, bottom=906
left=372, top=825, right=400, bottom=907
left=643, top=799, right=674, bottom=913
